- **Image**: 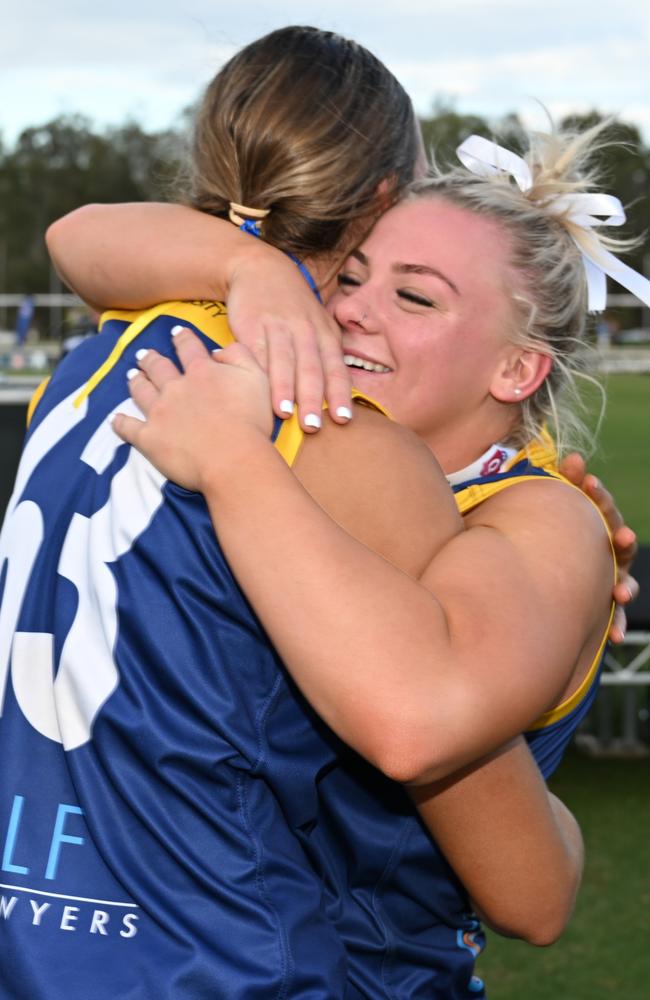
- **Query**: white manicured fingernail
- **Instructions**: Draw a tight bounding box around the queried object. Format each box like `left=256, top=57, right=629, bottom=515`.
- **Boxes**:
left=127, top=368, right=140, bottom=381
left=135, top=348, right=148, bottom=361
left=171, top=325, right=185, bottom=337
left=304, top=413, right=321, bottom=429
left=336, top=406, right=353, bottom=420
left=279, top=399, right=294, bottom=415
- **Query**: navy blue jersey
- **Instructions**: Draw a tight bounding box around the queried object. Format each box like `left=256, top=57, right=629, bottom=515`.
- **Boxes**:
left=303, top=435, right=615, bottom=1000
left=452, top=433, right=615, bottom=779
left=0, top=302, right=348, bottom=999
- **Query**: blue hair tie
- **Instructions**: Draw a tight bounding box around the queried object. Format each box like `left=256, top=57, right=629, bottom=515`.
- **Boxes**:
left=239, top=219, right=263, bottom=237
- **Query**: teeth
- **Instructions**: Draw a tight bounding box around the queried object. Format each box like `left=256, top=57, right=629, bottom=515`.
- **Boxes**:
left=343, top=354, right=391, bottom=373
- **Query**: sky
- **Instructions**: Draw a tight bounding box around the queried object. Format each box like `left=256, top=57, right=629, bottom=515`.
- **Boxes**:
left=2, top=0, right=650, bottom=147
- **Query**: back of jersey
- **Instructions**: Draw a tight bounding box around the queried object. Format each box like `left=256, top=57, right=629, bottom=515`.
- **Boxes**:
left=0, top=305, right=346, bottom=999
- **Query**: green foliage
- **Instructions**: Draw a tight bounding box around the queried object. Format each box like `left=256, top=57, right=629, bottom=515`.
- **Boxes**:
left=1, top=105, right=648, bottom=301
left=0, top=115, right=185, bottom=292
left=580, top=374, right=650, bottom=542
left=478, top=751, right=650, bottom=999
left=418, top=101, right=529, bottom=168
left=418, top=104, right=650, bottom=280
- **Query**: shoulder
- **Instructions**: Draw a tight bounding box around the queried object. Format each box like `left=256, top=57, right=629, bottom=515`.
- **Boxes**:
left=466, top=475, right=611, bottom=553
left=293, top=404, right=463, bottom=578
left=461, top=475, right=614, bottom=625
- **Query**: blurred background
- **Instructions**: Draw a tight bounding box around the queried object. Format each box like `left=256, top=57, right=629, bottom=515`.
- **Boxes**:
left=1, top=3, right=648, bottom=997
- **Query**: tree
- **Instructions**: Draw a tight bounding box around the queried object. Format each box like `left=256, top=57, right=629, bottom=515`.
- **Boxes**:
left=0, top=115, right=184, bottom=293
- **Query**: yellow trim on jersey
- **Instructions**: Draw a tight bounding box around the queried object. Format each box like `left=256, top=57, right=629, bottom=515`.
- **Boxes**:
left=274, top=412, right=304, bottom=467
left=454, top=431, right=562, bottom=516
left=26, top=377, right=51, bottom=428
left=273, top=389, right=390, bottom=467
left=453, top=430, right=616, bottom=730
left=74, top=300, right=389, bottom=471
left=74, top=301, right=234, bottom=408
left=527, top=601, right=616, bottom=730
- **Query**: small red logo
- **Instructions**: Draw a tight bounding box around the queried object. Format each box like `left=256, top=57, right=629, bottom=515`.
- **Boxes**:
left=480, top=448, right=507, bottom=477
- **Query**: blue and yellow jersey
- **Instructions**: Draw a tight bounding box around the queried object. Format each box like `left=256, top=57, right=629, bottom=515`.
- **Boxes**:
left=452, top=433, right=616, bottom=779
left=309, top=435, right=615, bottom=1000
left=0, top=301, right=350, bottom=998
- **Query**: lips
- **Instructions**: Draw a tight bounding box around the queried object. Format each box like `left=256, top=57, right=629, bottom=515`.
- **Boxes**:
left=343, top=353, right=392, bottom=373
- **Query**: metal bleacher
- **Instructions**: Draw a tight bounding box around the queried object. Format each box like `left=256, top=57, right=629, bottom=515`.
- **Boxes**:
left=583, top=546, right=650, bottom=755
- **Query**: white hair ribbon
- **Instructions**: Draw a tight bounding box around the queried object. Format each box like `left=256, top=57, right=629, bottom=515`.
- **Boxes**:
left=456, top=135, right=650, bottom=313
left=457, top=135, right=533, bottom=192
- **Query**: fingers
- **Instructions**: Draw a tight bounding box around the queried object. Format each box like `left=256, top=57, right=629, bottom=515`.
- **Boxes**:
left=126, top=367, right=159, bottom=416
left=558, top=451, right=586, bottom=486
left=264, top=326, right=298, bottom=419
left=583, top=475, right=622, bottom=531
left=611, top=525, right=638, bottom=574
left=608, top=605, right=627, bottom=644
left=294, top=332, right=326, bottom=432
left=112, top=411, right=145, bottom=447
left=255, top=318, right=353, bottom=431
left=169, top=325, right=216, bottom=369
left=133, top=347, right=180, bottom=389
left=211, top=342, right=260, bottom=370
left=319, top=329, right=353, bottom=424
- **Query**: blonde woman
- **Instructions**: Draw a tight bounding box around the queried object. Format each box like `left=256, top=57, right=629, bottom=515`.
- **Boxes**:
left=107, top=127, right=647, bottom=996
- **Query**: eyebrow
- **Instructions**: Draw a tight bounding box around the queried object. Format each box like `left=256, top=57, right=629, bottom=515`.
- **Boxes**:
left=350, top=249, right=460, bottom=296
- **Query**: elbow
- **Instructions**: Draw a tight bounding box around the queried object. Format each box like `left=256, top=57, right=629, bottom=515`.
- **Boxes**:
left=45, top=214, right=75, bottom=281
left=46, top=205, right=100, bottom=270
left=517, top=908, right=573, bottom=947
left=480, top=903, right=575, bottom=947
left=477, top=874, right=580, bottom=947
left=368, top=727, right=448, bottom=785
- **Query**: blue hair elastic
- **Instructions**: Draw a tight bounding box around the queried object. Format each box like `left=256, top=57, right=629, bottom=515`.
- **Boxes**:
left=239, top=219, right=263, bottom=237
left=239, top=221, right=322, bottom=303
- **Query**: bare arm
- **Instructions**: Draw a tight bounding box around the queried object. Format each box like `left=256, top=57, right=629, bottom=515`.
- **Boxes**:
left=412, top=739, right=583, bottom=945
left=115, top=331, right=614, bottom=784
left=47, top=203, right=264, bottom=310
left=46, top=202, right=351, bottom=427
left=115, top=332, right=585, bottom=940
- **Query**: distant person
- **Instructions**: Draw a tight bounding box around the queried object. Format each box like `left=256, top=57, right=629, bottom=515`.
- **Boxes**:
left=14, top=294, right=34, bottom=347
left=60, top=307, right=100, bottom=360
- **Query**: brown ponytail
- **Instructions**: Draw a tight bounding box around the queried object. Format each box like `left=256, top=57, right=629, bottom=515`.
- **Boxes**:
left=186, top=26, right=420, bottom=259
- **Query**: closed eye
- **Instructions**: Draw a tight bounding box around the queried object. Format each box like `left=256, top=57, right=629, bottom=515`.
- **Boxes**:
left=337, top=273, right=363, bottom=290
left=397, top=289, right=435, bottom=308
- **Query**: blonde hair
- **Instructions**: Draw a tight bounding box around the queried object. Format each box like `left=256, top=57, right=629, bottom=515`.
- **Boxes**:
left=185, top=26, right=420, bottom=262
left=409, top=121, right=635, bottom=455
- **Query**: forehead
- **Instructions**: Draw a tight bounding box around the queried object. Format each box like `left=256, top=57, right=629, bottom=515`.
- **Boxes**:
left=364, top=197, right=511, bottom=281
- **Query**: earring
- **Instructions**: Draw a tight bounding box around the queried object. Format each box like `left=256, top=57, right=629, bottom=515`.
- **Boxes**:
left=514, top=388, right=522, bottom=396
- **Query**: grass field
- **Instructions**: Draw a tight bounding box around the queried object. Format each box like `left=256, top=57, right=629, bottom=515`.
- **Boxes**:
left=477, top=374, right=650, bottom=998
left=478, top=751, right=650, bottom=999
left=583, top=374, right=650, bottom=542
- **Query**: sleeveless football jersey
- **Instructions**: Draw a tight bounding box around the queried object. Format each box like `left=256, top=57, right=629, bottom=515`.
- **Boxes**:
left=307, top=435, right=615, bottom=1000
left=0, top=302, right=349, bottom=999
left=452, top=433, right=616, bottom=779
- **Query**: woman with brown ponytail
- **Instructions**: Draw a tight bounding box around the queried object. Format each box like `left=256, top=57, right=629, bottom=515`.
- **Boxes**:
left=43, top=27, right=640, bottom=998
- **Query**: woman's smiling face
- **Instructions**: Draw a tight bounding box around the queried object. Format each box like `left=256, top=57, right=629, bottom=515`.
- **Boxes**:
left=328, top=197, right=520, bottom=460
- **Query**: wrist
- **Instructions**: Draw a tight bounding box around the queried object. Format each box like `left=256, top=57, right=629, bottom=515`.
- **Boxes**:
left=226, top=236, right=293, bottom=293
left=199, top=426, right=277, bottom=500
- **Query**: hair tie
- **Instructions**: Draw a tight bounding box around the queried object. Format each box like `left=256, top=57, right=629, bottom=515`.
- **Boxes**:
left=456, top=135, right=650, bottom=313
left=228, top=202, right=271, bottom=227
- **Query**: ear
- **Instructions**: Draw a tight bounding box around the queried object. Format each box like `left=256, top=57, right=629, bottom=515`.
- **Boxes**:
left=376, top=177, right=397, bottom=213
left=489, top=349, right=552, bottom=403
